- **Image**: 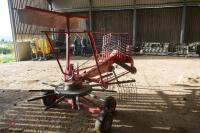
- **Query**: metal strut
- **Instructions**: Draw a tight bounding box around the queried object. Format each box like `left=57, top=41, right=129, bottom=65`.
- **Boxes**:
left=45, top=95, right=65, bottom=111
left=27, top=93, right=55, bottom=102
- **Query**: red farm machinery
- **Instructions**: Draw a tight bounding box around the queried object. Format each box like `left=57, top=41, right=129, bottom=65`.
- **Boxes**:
left=18, top=6, right=137, bottom=133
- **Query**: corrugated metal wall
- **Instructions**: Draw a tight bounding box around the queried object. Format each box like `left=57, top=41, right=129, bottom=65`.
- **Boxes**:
left=8, top=0, right=200, bottom=44
left=51, top=0, right=200, bottom=44
left=52, top=0, right=89, bottom=10
left=92, top=10, right=133, bottom=35
left=70, top=11, right=90, bottom=30
left=92, top=0, right=134, bottom=8
left=9, top=0, right=49, bottom=42
left=185, top=7, right=200, bottom=43
left=51, top=0, right=196, bottom=10
left=136, top=0, right=181, bottom=5
left=136, top=7, right=182, bottom=43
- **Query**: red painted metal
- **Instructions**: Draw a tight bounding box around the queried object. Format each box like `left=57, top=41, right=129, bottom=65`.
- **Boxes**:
left=87, top=32, right=104, bottom=85
left=18, top=6, right=137, bottom=115
left=64, top=98, right=101, bottom=114
left=18, top=6, right=87, bottom=29
left=44, top=31, right=67, bottom=75
left=23, top=6, right=88, bottom=19
left=44, top=30, right=136, bottom=85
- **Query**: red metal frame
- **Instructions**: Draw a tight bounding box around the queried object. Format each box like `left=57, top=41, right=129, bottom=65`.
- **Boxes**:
left=44, top=31, right=136, bottom=86
left=64, top=98, right=101, bottom=114
left=19, top=6, right=137, bottom=114
left=22, top=6, right=88, bottom=19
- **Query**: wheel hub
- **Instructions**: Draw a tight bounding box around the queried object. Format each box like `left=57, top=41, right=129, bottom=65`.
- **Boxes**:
left=54, top=82, right=92, bottom=98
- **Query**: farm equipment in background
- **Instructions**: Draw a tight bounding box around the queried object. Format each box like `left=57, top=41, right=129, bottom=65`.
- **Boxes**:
left=189, top=42, right=200, bottom=57
left=141, top=42, right=169, bottom=55
left=30, top=39, right=52, bottom=60
left=18, top=6, right=137, bottom=133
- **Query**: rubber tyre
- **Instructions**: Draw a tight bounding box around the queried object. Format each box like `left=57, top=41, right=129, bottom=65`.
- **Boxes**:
left=42, top=91, right=56, bottom=106
left=103, top=96, right=116, bottom=113
left=95, top=112, right=113, bottom=133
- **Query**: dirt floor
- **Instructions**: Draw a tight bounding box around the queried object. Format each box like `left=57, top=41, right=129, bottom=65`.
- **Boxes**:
left=0, top=56, right=200, bottom=133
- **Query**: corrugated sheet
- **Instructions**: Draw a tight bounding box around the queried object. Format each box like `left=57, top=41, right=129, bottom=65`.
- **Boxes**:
left=136, top=7, right=182, bottom=43
left=51, top=0, right=199, bottom=11
left=185, top=7, right=200, bottom=43
left=92, top=10, right=133, bottom=38
left=93, top=0, right=182, bottom=7
left=187, top=0, right=200, bottom=2
left=136, top=0, right=182, bottom=5
left=92, top=0, right=134, bottom=8
left=9, top=0, right=200, bottom=44
left=70, top=11, right=90, bottom=29
left=10, top=0, right=49, bottom=42
left=52, top=0, right=89, bottom=10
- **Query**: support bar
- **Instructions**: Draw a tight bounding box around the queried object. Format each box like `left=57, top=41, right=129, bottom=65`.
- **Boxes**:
left=27, top=93, right=55, bottom=102
left=45, top=95, right=65, bottom=111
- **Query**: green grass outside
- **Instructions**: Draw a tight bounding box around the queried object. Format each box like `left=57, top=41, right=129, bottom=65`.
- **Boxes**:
left=0, top=53, right=15, bottom=63
left=0, top=43, right=15, bottom=64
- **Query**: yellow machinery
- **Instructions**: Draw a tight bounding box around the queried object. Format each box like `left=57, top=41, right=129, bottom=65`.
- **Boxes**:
left=30, top=39, right=52, bottom=60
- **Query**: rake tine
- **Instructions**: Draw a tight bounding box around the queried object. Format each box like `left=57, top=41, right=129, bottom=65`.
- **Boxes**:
left=42, top=82, right=58, bottom=88
left=27, top=93, right=55, bottom=102
left=134, top=82, right=138, bottom=102
left=128, top=83, right=131, bottom=101
left=45, top=95, right=65, bottom=111
left=29, top=89, right=53, bottom=92
left=92, top=89, right=117, bottom=93
left=131, top=82, right=135, bottom=102
left=118, top=85, right=122, bottom=102
left=130, top=84, right=132, bottom=100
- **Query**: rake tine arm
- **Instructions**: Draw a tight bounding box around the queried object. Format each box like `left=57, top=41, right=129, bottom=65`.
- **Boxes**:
left=45, top=95, right=65, bottom=111
left=108, top=71, right=129, bottom=82
left=108, top=79, right=136, bottom=85
left=29, top=89, right=54, bottom=92
left=91, top=79, right=136, bottom=87
left=92, top=89, right=117, bottom=93
left=96, top=73, right=113, bottom=81
left=42, top=82, right=58, bottom=88
left=112, top=70, right=120, bottom=87
left=27, top=93, right=56, bottom=102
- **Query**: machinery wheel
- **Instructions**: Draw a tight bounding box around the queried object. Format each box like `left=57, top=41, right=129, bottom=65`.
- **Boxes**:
left=103, top=96, right=116, bottom=113
left=42, top=91, right=56, bottom=106
left=95, top=112, right=113, bottom=133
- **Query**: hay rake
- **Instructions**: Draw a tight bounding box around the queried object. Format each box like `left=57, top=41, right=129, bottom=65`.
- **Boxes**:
left=18, top=6, right=137, bottom=133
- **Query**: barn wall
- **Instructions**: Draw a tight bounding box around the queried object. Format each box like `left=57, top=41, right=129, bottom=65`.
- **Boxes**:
left=136, top=7, right=182, bottom=43
left=52, top=0, right=192, bottom=10
left=9, top=0, right=49, bottom=42
left=185, top=7, right=200, bottom=43
left=52, top=0, right=89, bottom=10
left=9, top=0, right=200, bottom=44
left=92, top=10, right=133, bottom=36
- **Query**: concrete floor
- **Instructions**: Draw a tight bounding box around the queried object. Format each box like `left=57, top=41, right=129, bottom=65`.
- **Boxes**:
left=0, top=56, right=200, bottom=133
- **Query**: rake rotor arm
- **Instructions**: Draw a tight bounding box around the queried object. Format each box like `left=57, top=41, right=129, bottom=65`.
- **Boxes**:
left=45, top=95, right=65, bottom=111
left=27, top=92, right=56, bottom=102
left=90, top=79, right=136, bottom=87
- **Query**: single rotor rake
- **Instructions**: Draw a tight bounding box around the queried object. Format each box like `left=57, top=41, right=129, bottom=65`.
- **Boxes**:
left=18, top=6, right=137, bottom=133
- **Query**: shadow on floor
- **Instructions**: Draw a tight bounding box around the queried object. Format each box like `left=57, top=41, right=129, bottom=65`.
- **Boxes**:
left=0, top=87, right=200, bottom=133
